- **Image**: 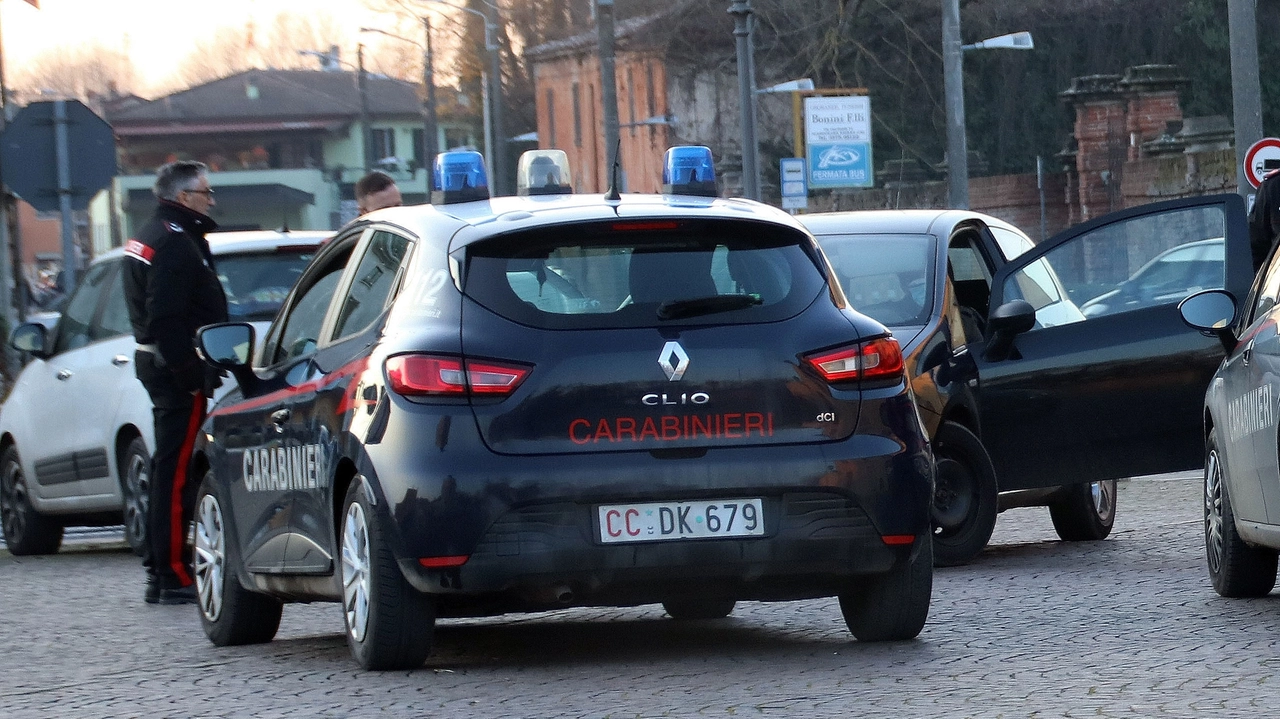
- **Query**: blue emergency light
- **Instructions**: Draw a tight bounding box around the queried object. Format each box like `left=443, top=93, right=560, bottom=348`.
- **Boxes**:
left=662, top=145, right=718, bottom=197
left=432, top=150, right=490, bottom=205
left=517, top=149, right=574, bottom=196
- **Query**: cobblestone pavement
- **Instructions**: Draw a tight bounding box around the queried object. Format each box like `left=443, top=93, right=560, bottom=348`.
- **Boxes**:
left=4, top=472, right=1276, bottom=719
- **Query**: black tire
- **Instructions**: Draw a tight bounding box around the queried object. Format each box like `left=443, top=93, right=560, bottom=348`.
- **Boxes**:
left=662, top=599, right=736, bottom=620
left=119, top=436, right=151, bottom=557
left=930, top=421, right=998, bottom=566
left=341, top=478, right=436, bottom=670
left=839, top=536, right=932, bottom=642
left=194, top=472, right=282, bottom=646
left=1048, top=478, right=1117, bottom=541
left=1205, top=431, right=1277, bottom=597
left=0, top=444, right=63, bottom=555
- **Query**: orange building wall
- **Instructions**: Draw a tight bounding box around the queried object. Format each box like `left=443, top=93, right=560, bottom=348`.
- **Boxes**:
left=535, top=50, right=671, bottom=194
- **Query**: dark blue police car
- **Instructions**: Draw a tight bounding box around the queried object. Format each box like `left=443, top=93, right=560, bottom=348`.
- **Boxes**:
left=188, top=148, right=934, bottom=669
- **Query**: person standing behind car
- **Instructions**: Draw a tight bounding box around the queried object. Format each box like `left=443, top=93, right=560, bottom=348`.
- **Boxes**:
left=355, top=170, right=402, bottom=215
left=122, top=160, right=228, bottom=605
left=1250, top=167, right=1280, bottom=273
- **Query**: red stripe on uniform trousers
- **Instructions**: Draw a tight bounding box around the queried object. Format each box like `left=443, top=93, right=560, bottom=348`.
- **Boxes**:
left=170, top=397, right=206, bottom=585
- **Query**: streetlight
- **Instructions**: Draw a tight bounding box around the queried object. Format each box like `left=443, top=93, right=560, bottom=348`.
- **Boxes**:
left=943, top=0, right=1033, bottom=209
left=727, top=0, right=758, bottom=200
left=359, top=24, right=438, bottom=194
left=422, top=0, right=505, bottom=194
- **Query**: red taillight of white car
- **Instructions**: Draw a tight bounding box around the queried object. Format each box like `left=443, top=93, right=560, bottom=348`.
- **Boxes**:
left=385, top=354, right=531, bottom=397
left=804, top=337, right=905, bottom=383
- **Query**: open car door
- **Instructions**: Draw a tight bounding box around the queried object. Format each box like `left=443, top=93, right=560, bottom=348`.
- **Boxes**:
left=974, top=193, right=1252, bottom=490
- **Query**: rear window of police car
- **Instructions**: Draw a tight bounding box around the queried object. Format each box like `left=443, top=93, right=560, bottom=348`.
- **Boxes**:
left=461, top=219, right=828, bottom=329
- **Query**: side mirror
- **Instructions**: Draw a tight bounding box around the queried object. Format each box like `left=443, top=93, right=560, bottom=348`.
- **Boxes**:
left=196, top=322, right=256, bottom=390
left=1179, top=289, right=1237, bottom=352
left=9, top=322, right=48, bottom=357
left=983, top=300, right=1036, bottom=362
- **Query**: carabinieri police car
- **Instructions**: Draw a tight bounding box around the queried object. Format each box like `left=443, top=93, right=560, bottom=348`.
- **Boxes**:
left=188, top=147, right=934, bottom=670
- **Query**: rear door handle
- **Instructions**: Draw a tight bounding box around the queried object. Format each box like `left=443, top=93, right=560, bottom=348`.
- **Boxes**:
left=112, top=355, right=130, bottom=367
left=270, top=409, right=291, bottom=425
left=1243, top=340, right=1255, bottom=367
left=56, top=369, right=73, bottom=381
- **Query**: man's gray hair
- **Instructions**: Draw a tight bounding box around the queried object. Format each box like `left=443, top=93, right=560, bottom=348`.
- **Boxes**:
left=153, top=160, right=208, bottom=201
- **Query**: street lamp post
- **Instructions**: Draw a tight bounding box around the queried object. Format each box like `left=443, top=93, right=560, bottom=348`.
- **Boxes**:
left=357, top=43, right=373, bottom=173
left=596, top=0, right=621, bottom=187
left=942, top=0, right=1033, bottom=209
left=728, top=0, right=759, bottom=201
left=422, top=0, right=503, bottom=193
left=1227, top=0, right=1263, bottom=197
left=359, top=25, right=438, bottom=196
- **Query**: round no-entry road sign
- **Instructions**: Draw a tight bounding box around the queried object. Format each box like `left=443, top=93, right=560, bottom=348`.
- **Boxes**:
left=1244, top=137, right=1280, bottom=189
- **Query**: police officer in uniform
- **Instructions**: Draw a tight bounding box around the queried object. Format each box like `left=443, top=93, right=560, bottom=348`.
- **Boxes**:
left=123, top=160, right=228, bottom=605
left=1250, top=167, right=1280, bottom=273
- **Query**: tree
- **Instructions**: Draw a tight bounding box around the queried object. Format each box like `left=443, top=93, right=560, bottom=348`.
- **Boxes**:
left=169, top=11, right=347, bottom=89
left=11, top=42, right=139, bottom=104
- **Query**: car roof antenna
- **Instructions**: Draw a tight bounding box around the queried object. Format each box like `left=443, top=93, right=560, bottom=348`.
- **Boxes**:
left=604, top=138, right=622, bottom=202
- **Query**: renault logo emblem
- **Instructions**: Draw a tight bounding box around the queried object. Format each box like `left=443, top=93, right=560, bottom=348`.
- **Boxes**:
left=659, top=341, right=690, bottom=381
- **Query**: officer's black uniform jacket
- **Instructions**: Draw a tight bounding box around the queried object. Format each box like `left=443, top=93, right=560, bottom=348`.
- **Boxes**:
left=1250, top=170, right=1280, bottom=273
left=123, top=200, right=228, bottom=392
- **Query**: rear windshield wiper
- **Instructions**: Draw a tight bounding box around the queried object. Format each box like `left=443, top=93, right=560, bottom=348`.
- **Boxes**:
left=656, top=294, right=762, bottom=320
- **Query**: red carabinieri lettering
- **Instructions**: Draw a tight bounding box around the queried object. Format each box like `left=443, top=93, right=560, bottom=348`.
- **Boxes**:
left=568, top=413, right=776, bottom=445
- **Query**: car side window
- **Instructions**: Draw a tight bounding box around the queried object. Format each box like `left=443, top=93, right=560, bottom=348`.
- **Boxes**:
left=273, top=270, right=344, bottom=365
left=1004, top=205, right=1225, bottom=329
left=331, top=230, right=413, bottom=340
left=947, top=233, right=994, bottom=343
left=93, top=261, right=133, bottom=341
left=52, top=261, right=114, bottom=355
left=1252, top=247, right=1280, bottom=321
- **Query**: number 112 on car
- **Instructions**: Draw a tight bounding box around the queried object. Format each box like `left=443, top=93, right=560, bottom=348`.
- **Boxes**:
left=597, top=499, right=765, bottom=543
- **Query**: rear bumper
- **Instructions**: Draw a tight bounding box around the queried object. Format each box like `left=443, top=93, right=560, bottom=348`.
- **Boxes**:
left=396, top=492, right=923, bottom=613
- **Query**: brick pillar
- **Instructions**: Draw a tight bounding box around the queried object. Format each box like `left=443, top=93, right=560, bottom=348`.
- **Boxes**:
left=1060, top=74, right=1124, bottom=222
left=1120, top=64, right=1187, bottom=162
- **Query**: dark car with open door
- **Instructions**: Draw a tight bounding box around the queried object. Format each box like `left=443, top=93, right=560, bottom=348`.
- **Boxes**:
left=802, top=194, right=1252, bottom=565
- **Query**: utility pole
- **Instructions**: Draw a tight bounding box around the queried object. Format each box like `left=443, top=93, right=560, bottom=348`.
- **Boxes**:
left=596, top=0, right=621, bottom=187
left=357, top=43, right=373, bottom=173
left=942, top=0, right=969, bottom=209
left=1227, top=0, right=1262, bottom=198
left=484, top=3, right=506, bottom=195
left=424, top=16, right=439, bottom=177
left=728, top=0, right=759, bottom=200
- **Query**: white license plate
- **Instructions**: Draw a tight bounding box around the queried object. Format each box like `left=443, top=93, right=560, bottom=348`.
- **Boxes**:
left=597, top=498, right=765, bottom=543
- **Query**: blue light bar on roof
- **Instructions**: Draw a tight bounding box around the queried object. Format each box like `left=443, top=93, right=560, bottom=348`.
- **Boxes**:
left=432, top=150, right=490, bottom=205
left=662, top=145, right=718, bottom=198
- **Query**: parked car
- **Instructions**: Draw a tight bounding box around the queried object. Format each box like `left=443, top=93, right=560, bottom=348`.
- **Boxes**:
left=187, top=148, right=933, bottom=670
left=1179, top=235, right=1280, bottom=598
left=0, top=229, right=330, bottom=556
left=1081, top=237, right=1224, bottom=317
left=800, top=194, right=1253, bottom=566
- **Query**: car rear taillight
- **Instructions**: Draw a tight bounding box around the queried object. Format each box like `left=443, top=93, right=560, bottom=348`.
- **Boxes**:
left=804, top=337, right=904, bottom=382
left=386, top=354, right=530, bottom=397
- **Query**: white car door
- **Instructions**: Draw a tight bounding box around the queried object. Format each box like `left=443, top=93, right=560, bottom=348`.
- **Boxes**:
left=21, top=261, right=121, bottom=501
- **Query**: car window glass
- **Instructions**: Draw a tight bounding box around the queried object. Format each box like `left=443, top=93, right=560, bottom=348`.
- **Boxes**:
left=52, top=262, right=114, bottom=354
left=947, top=235, right=993, bottom=342
left=989, top=226, right=1034, bottom=261
left=274, top=270, right=343, bottom=364
left=1254, top=247, right=1280, bottom=321
left=1003, top=205, right=1225, bottom=330
left=815, top=233, right=934, bottom=326
left=332, top=230, right=413, bottom=340
left=217, top=248, right=318, bottom=323
left=93, top=261, right=132, bottom=340
left=463, top=220, right=824, bottom=330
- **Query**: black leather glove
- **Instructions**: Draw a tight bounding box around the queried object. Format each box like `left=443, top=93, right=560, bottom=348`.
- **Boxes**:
left=203, top=365, right=225, bottom=398
left=172, top=360, right=206, bottom=394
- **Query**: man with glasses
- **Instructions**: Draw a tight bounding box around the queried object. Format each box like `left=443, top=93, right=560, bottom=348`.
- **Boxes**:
left=122, top=160, right=228, bottom=605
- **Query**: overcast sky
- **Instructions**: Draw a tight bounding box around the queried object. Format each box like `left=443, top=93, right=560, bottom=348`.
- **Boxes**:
left=2, top=0, right=382, bottom=90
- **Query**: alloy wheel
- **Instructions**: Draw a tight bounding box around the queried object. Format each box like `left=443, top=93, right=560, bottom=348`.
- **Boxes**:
left=1205, top=449, right=1224, bottom=575
left=124, top=453, right=150, bottom=549
left=194, top=494, right=227, bottom=622
left=1, top=458, right=27, bottom=542
left=1090, top=479, right=1117, bottom=523
left=342, top=502, right=372, bottom=643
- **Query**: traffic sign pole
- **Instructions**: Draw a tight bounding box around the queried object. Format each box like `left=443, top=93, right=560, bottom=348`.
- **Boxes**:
left=54, top=100, right=76, bottom=296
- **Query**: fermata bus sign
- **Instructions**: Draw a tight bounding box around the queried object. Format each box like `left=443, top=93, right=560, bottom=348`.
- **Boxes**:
left=804, top=95, right=873, bottom=190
